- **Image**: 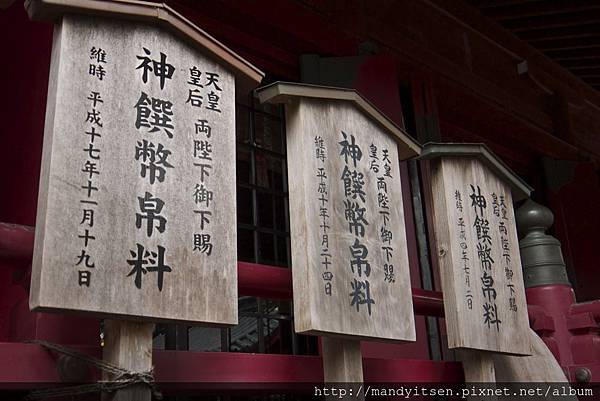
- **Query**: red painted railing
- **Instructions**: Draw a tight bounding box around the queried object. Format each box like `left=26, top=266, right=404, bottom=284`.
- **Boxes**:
left=0, top=222, right=445, bottom=316
left=0, top=221, right=464, bottom=391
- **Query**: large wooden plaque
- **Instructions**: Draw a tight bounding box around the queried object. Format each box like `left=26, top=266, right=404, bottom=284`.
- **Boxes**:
left=423, top=144, right=532, bottom=355
left=30, top=11, right=261, bottom=324
left=258, top=83, right=420, bottom=342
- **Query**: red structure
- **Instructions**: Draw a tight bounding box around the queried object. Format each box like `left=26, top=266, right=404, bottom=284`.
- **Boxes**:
left=528, top=284, right=600, bottom=382
left=2, top=0, right=600, bottom=398
left=0, top=222, right=462, bottom=393
left=514, top=200, right=600, bottom=383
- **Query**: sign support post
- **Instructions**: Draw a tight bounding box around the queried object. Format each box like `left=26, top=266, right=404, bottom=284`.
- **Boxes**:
left=101, top=320, right=155, bottom=401
left=321, top=337, right=363, bottom=382
left=458, top=349, right=496, bottom=382
left=458, top=350, right=498, bottom=401
left=322, top=338, right=364, bottom=400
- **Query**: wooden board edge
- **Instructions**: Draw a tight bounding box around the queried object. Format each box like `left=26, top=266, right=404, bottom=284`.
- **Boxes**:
left=25, top=0, right=264, bottom=84
left=284, top=101, right=316, bottom=334
left=419, top=143, right=532, bottom=201
left=30, top=302, right=240, bottom=326
left=295, top=326, right=416, bottom=344
left=452, top=343, right=533, bottom=357
left=29, top=21, right=66, bottom=313
left=256, top=82, right=422, bottom=160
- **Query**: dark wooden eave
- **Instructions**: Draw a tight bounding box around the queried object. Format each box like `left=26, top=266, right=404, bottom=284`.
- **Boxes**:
left=468, top=0, right=600, bottom=93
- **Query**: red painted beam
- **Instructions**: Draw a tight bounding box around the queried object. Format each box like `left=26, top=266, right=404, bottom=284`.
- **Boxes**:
left=237, top=261, right=294, bottom=300
left=0, top=222, right=446, bottom=317
left=239, top=262, right=445, bottom=317
left=0, top=222, right=34, bottom=263
left=0, top=342, right=463, bottom=390
left=363, top=358, right=464, bottom=383
left=155, top=351, right=322, bottom=385
left=570, top=299, right=600, bottom=322
left=412, top=288, right=444, bottom=317
left=0, top=342, right=100, bottom=389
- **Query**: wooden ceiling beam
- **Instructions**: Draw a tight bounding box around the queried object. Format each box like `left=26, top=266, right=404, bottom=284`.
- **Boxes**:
left=532, top=36, right=600, bottom=51
left=429, top=0, right=600, bottom=113
left=209, top=0, right=359, bottom=57
left=565, top=65, right=600, bottom=73
left=557, top=58, right=600, bottom=69
left=582, top=77, right=600, bottom=85
left=517, top=23, right=600, bottom=41
left=502, top=11, right=600, bottom=32
left=547, top=47, right=600, bottom=61
left=467, top=0, right=542, bottom=8
left=173, top=0, right=356, bottom=58
left=481, top=1, right=600, bottom=21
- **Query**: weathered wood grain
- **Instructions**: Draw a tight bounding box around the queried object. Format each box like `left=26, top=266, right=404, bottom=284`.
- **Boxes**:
left=101, top=320, right=154, bottom=401
left=321, top=337, right=363, bottom=382
left=30, top=14, right=238, bottom=325
left=284, top=96, right=416, bottom=342
left=459, top=350, right=498, bottom=401
left=428, top=156, right=531, bottom=355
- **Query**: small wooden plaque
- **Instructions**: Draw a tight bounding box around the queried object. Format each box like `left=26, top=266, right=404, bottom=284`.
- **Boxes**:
left=259, top=82, right=420, bottom=342
left=423, top=144, right=532, bottom=355
left=30, top=13, right=253, bottom=324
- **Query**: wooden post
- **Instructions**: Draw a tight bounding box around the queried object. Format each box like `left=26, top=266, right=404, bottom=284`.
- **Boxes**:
left=321, top=338, right=364, bottom=401
left=101, top=320, right=155, bottom=401
left=459, top=349, right=496, bottom=382
left=458, top=349, right=498, bottom=401
left=321, top=338, right=363, bottom=382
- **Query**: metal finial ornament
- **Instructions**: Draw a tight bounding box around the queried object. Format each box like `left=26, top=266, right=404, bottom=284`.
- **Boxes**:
left=516, top=200, right=570, bottom=288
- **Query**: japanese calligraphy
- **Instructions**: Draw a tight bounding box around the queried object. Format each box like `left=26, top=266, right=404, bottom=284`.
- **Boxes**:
left=32, top=15, right=240, bottom=325
left=134, top=92, right=174, bottom=138
left=136, top=47, right=175, bottom=90
left=455, top=190, right=472, bottom=309
left=89, top=47, right=106, bottom=81
left=128, top=50, right=177, bottom=291
left=188, top=74, right=224, bottom=257
left=127, top=243, right=172, bottom=291
left=493, top=192, right=517, bottom=313
left=186, top=66, right=222, bottom=113
left=76, top=47, right=108, bottom=287
left=315, top=136, right=333, bottom=295
left=339, top=131, right=375, bottom=315
left=470, top=185, right=501, bottom=331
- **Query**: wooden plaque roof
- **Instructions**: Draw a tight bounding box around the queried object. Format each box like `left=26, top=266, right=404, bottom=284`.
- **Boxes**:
left=419, top=142, right=533, bottom=201
left=256, top=81, right=422, bottom=160
left=25, top=0, right=264, bottom=85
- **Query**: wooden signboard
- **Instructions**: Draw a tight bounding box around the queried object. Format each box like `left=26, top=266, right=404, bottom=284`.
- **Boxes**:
left=258, top=82, right=421, bottom=342
left=28, top=0, right=263, bottom=325
left=421, top=144, right=532, bottom=355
